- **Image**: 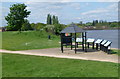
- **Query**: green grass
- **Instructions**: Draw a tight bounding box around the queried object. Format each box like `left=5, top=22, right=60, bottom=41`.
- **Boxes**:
left=2, top=31, right=60, bottom=51
left=0, top=51, right=1, bottom=79
left=2, top=53, right=119, bottom=77
left=111, top=49, right=120, bottom=56
left=0, top=32, right=2, bottom=49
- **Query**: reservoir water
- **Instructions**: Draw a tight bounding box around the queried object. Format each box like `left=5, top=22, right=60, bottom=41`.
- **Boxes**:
left=86, top=30, right=119, bottom=49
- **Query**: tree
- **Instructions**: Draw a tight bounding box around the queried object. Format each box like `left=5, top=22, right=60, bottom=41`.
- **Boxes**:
left=21, top=19, right=33, bottom=31
left=79, top=21, right=82, bottom=25
left=55, top=16, right=59, bottom=24
left=47, top=14, right=52, bottom=25
left=45, top=25, right=55, bottom=34
left=52, top=15, right=56, bottom=24
left=54, top=24, right=63, bottom=35
left=86, top=22, right=92, bottom=26
left=5, top=3, right=31, bottom=31
left=95, top=20, right=98, bottom=24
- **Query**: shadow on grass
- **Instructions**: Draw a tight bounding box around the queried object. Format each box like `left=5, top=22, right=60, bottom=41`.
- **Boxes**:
left=110, top=50, right=118, bottom=54
left=110, top=49, right=120, bottom=56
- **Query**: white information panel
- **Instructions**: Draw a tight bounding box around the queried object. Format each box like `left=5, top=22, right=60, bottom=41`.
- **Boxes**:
left=76, top=38, right=82, bottom=42
left=104, top=41, right=111, bottom=47
left=86, top=38, right=95, bottom=43
left=95, top=39, right=103, bottom=44
left=101, top=40, right=107, bottom=45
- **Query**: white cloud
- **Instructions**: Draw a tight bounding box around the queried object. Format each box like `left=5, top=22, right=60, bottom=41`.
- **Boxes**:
left=81, top=9, right=109, bottom=15
left=70, top=3, right=81, bottom=10
left=81, top=3, right=118, bottom=15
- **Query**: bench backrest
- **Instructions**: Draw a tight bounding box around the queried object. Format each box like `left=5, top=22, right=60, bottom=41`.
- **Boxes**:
left=104, top=41, right=112, bottom=47
left=62, top=36, right=72, bottom=44
left=101, top=40, right=107, bottom=45
left=86, top=38, right=95, bottom=43
left=95, top=39, right=103, bottom=44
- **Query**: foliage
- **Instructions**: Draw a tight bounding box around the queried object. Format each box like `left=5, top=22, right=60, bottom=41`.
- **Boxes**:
left=85, top=22, right=92, bottom=26
left=78, top=20, right=119, bottom=30
left=47, top=14, right=59, bottom=25
left=2, top=53, right=118, bottom=77
left=5, top=3, right=31, bottom=31
left=21, top=19, right=33, bottom=31
left=110, top=22, right=118, bottom=27
left=44, top=25, right=55, bottom=34
left=47, top=14, right=52, bottom=25
left=52, top=15, right=59, bottom=24
left=54, top=24, right=65, bottom=35
left=31, top=23, right=46, bottom=31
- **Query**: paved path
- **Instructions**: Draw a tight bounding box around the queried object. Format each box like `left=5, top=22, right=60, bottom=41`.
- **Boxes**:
left=0, top=48, right=119, bottom=63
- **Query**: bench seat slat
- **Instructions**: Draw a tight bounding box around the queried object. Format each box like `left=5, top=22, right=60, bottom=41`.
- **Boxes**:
left=86, top=38, right=95, bottom=43
left=101, top=40, right=107, bottom=45
left=95, top=39, right=103, bottom=44
left=104, top=41, right=112, bottom=47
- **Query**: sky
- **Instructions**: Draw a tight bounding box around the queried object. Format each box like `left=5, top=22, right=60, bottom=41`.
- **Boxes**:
left=0, top=0, right=119, bottom=26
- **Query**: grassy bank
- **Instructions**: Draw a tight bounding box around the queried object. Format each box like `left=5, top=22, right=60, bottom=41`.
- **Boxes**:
left=2, top=53, right=119, bottom=77
left=111, top=49, right=120, bottom=56
left=2, top=31, right=60, bottom=51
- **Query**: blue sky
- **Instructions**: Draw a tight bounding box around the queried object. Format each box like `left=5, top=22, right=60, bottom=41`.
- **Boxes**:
left=0, top=0, right=119, bottom=26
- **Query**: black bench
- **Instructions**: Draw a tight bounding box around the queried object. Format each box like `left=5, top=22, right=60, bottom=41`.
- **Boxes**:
left=100, top=40, right=108, bottom=51
left=95, top=39, right=103, bottom=50
left=103, top=41, right=112, bottom=54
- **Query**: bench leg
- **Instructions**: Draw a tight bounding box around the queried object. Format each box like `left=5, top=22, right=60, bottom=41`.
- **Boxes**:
left=88, top=43, right=89, bottom=48
left=96, top=43, right=98, bottom=50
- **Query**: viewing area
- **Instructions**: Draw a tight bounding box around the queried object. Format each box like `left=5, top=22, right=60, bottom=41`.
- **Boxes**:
left=60, top=24, right=112, bottom=54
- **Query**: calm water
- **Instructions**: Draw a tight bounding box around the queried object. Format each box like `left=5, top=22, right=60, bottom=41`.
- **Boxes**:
left=86, top=30, right=119, bottom=49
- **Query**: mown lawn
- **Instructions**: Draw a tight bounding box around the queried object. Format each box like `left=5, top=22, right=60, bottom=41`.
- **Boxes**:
left=110, top=49, right=120, bottom=56
left=0, top=32, right=2, bottom=49
left=2, top=53, right=119, bottom=77
left=2, top=31, right=60, bottom=51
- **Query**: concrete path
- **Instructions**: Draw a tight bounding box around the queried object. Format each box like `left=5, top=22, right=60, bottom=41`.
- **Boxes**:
left=0, top=48, right=119, bottom=63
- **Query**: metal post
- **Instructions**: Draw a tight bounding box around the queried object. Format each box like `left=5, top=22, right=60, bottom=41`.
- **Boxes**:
left=92, top=42, right=94, bottom=49
left=84, top=32, right=87, bottom=52
left=96, top=43, right=98, bottom=50
left=77, top=42, right=78, bottom=48
left=71, top=33, right=72, bottom=50
left=75, top=33, right=77, bottom=54
left=88, top=43, right=89, bottom=48
left=61, top=34, right=63, bottom=53
left=82, top=32, right=84, bottom=51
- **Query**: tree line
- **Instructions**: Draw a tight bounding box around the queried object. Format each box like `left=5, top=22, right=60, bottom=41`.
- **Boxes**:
left=78, top=20, right=119, bottom=30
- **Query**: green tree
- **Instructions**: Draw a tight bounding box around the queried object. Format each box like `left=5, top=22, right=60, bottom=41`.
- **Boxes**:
left=55, top=16, right=59, bottom=24
left=47, top=14, right=52, bottom=25
left=21, top=19, right=33, bottom=31
left=79, top=21, right=82, bottom=25
left=86, top=22, right=92, bottom=26
left=5, top=3, right=31, bottom=31
left=45, top=25, right=55, bottom=34
left=54, top=24, right=64, bottom=35
left=52, top=15, right=56, bottom=24
left=95, top=20, right=98, bottom=24
left=92, top=20, right=95, bottom=26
